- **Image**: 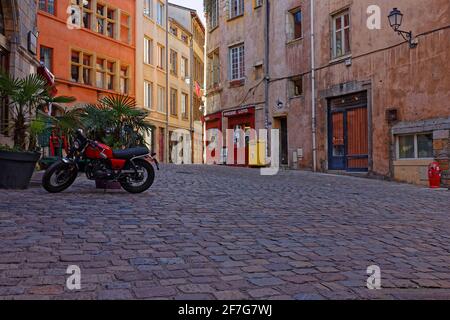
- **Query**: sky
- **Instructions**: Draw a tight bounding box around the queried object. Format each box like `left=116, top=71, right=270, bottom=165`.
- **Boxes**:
left=170, top=0, right=206, bottom=24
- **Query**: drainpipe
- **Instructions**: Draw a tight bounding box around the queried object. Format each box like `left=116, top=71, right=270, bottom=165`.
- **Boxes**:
left=310, top=0, right=317, bottom=172
left=165, top=2, right=170, bottom=163
left=189, top=31, right=194, bottom=163
left=264, top=0, right=270, bottom=156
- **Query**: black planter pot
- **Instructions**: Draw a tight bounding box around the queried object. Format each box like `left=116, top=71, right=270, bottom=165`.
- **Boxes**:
left=0, top=151, right=41, bottom=190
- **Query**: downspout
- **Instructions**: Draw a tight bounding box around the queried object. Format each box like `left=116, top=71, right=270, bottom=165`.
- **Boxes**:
left=190, top=29, right=194, bottom=163
left=165, top=2, right=170, bottom=163
left=264, top=0, right=270, bottom=155
left=310, top=0, right=317, bottom=172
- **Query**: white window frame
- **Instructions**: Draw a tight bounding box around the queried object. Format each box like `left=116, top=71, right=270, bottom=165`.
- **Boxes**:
left=181, top=56, right=189, bottom=79
left=144, top=37, right=153, bottom=65
left=144, top=0, right=153, bottom=18
left=229, top=0, right=245, bottom=19
left=209, top=0, right=219, bottom=30
left=144, top=81, right=153, bottom=109
left=157, top=85, right=166, bottom=113
left=181, top=92, right=188, bottom=119
left=332, top=10, right=351, bottom=59
left=157, top=44, right=165, bottom=70
left=156, top=1, right=165, bottom=26
left=229, top=44, right=245, bottom=81
left=396, top=133, right=434, bottom=160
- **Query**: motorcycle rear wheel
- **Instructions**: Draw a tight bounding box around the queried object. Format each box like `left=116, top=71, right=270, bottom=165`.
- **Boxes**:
left=42, top=161, right=78, bottom=193
left=120, top=159, right=155, bottom=194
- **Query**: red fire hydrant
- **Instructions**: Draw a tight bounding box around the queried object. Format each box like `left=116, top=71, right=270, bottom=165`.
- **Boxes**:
left=428, top=162, right=442, bottom=188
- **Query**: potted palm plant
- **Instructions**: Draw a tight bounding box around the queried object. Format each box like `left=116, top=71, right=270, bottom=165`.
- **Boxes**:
left=80, top=95, right=154, bottom=189
left=0, top=72, right=75, bottom=189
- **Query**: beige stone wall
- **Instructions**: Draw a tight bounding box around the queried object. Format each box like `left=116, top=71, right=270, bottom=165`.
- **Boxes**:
left=393, top=159, right=430, bottom=186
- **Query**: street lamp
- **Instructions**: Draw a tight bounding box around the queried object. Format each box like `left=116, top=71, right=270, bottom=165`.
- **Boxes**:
left=388, top=8, right=417, bottom=48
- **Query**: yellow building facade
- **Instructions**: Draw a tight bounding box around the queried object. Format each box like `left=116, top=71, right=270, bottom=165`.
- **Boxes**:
left=136, top=1, right=204, bottom=164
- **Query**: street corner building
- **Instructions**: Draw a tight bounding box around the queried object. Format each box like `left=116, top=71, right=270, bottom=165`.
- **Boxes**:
left=203, top=0, right=450, bottom=187
left=34, top=0, right=205, bottom=164
left=37, top=0, right=136, bottom=107
left=0, top=0, right=40, bottom=145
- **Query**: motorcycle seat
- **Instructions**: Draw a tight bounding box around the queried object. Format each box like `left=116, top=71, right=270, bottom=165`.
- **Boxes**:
left=113, top=147, right=149, bottom=160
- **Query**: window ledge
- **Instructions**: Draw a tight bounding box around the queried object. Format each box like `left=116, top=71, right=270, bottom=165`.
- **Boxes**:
left=227, top=14, right=244, bottom=22
left=209, top=25, right=219, bottom=33
left=229, top=79, right=245, bottom=88
left=286, top=37, right=304, bottom=46
left=289, top=95, right=304, bottom=100
left=329, top=54, right=352, bottom=65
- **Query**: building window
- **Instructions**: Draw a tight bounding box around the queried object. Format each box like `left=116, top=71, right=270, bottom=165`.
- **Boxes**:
left=288, top=76, right=303, bottom=97
left=229, top=0, right=244, bottom=19
left=397, top=133, right=433, bottom=159
left=70, top=50, right=93, bottom=85
left=181, top=93, right=188, bottom=119
left=181, top=57, right=189, bottom=79
left=81, top=0, right=93, bottom=29
left=332, top=10, right=351, bottom=59
left=157, top=1, right=165, bottom=26
left=40, top=46, right=53, bottom=72
left=208, top=0, right=219, bottom=30
left=170, top=88, right=178, bottom=116
left=229, top=44, right=245, bottom=81
left=39, top=0, right=55, bottom=15
left=144, top=0, right=153, bottom=18
left=95, top=58, right=106, bottom=88
left=70, top=50, right=120, bottom=91
left=96, top=4, right=106, bottom=34
left=157, top=44, right=165, bottom=70
left=144, top=37, right=153, bottom=65
left=170, top=25, right=178, bottom=37
left=208, top=50, right=220, bottom=88
left=106, top=60, right=115, bottom=90
left=170, top=50, right=178, bottom=76
left=120, top=65, right=130, bottom=94
left=287, top=8, right=302, bottom=41
left=157, top=85, right=166, bottom=112
left=144, top=81, right=153, bottom=109
left=181, top=33, right=189, bottom=44
left=120, top=12, right=131, bottom=44
left=106, top=8, right=116, bottom=38
left=71, top=1, right=119, bottom=40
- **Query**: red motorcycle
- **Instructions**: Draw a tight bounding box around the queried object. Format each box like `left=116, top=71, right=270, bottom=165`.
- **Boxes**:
left=42, top=129, right=159, bottom=194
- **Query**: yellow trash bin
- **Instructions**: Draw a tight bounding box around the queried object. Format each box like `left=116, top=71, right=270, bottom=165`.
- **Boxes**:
left=249, top=140, right=267, bottom=167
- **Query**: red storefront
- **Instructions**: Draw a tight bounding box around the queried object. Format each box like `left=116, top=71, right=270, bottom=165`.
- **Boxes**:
left=204, top=111, right=223, bottom=164
left=223, top=106, right=256, bottom=166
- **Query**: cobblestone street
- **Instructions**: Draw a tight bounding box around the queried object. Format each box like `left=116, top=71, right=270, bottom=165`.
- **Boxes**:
left=0, top=165, right=450, bottom=300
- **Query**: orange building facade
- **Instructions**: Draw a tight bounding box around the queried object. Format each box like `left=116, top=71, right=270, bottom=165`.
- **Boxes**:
left=37, top=0, right=136, bottom=107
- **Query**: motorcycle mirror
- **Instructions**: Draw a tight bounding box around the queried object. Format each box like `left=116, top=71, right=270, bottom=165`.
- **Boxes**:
left=76, top=129, right=86, bottom=139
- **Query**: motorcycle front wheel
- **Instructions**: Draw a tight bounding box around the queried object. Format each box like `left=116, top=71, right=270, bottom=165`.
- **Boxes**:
left=42, top=161, right=78, bottom=193
left=120, top=159, right=155, bottom=194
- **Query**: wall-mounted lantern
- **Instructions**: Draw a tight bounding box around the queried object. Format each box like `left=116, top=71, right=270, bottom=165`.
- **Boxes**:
left=388, top=8, right=418, bottom=48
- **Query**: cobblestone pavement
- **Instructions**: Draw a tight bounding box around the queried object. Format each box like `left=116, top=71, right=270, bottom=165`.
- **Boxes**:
left=1, top=165, right=450, bottom=300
